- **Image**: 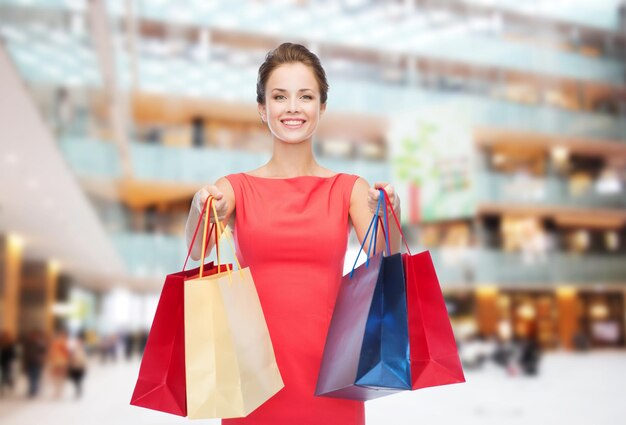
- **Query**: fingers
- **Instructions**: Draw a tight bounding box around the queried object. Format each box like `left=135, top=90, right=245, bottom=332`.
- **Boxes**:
left=368, top=183, right=399, bottom=215
left=194, top=185, right=227, bottom=217
left=204, top=185, right=223, bottom=200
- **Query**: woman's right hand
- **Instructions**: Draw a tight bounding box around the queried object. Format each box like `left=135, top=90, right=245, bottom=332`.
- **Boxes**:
left=192, top=185, right=229, bottom=224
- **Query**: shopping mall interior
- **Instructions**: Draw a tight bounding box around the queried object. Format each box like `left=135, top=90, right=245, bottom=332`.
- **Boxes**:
left=1, top=0, right=626, bottom=424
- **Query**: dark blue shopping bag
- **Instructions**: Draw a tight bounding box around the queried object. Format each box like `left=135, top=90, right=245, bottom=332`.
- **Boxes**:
left=315, top=191, right=411, bottom=401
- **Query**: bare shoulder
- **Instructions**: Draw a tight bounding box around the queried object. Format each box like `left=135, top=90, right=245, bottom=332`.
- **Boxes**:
left=215, top=176, right=234, bottom=196
left=349, top=176, right=370, bottom=206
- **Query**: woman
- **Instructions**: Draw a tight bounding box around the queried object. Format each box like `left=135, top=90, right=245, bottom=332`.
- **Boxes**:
left=48, top=329, right=69, bottom=399
left=22, top=329, right=47, bottom=398
left=185, top=42, right=402, bottom=425
left=67, top=331, right=88, bottom=399
left=0, top=330, right=16, bottom=396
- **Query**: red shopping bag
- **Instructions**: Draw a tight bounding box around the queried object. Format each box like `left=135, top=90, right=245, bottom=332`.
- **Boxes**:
left=382, top=191, right=465, bottom=390
left=130, top=198, right=230, bottom=416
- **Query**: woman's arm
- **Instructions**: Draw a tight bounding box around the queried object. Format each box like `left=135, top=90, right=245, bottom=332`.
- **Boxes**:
left=185, top=177, right=236, bottom=261
left=349, top=178, right=402, bottom=256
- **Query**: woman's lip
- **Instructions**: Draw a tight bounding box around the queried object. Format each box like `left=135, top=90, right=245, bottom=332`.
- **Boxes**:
left=281, top=120, right=306, bottom=128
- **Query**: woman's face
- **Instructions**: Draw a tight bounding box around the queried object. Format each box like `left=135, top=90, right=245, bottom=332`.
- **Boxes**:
left=258, top=62, right=326, bottom=145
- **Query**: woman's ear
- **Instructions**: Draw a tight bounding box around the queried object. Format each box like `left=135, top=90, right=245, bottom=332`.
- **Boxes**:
left=320, top=102, right=327, bottom=117
left=258, top=102, right=267, bottom=123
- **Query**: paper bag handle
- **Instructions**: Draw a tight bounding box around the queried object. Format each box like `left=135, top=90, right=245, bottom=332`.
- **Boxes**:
left=183, top=196, right=215, bottom=272
left=204, top=195, right=244, bottom=281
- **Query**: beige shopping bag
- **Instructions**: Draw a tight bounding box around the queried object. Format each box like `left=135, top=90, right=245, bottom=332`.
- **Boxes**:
left=184, top=198, right=284, bottom=419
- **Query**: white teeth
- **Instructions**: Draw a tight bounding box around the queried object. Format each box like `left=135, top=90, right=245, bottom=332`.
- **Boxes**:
left=283, top=120, right=304, bottom=125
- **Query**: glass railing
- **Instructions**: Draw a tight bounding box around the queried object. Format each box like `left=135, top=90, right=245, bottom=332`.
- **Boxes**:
left=134, top=62, right=626, bottom=140
left=331, top=84, right=626, bottom=141
left=459, top=0, right=623, bottom=32
left=60, top=139, right=624, bottom=211
left=59, top=138, right=122, bottom=177
left=111, top=232, right=238, bottom=278
left=109, top=0, right=624, bottom=83
left=475, top=171, right=626, bottom=209
left=59, top=139, right=391, bottom=185
left=111, top=232, right=626, bottom=285
left=3, top=24, right=625, bottom=142
left=0, top=24, right=101, bottom=87
left=1, top=1, right=624, bottom=87
left=428, top=248, right=626, bottom=286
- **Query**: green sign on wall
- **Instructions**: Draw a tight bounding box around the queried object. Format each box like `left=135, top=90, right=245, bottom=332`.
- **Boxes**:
left=389, top=103, right=478, bottom=223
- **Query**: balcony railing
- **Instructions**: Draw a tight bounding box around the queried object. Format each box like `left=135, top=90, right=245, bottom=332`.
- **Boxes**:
left=60, top=139, right=626, bottom=210
left=111, top=232, right=626, bottom=285
left=59, top=139, right=391, bottom=185
left=475, top=171, right=626, bottom=209
left=427, top=248, right=626, bottom=286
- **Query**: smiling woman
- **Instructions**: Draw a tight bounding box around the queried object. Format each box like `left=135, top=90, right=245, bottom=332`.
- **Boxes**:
left=259, top=62, right=326, bottom=145
left=184, top=42, right=403, bottom=425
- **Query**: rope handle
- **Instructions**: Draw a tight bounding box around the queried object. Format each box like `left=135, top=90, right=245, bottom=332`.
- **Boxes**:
left=208, top=195, right=244, bottom=283
left=182, top=196, right=215, bottom=271
left=349, top=193, right=384, bottom=278
left=381, top=189, right=411, bottom=255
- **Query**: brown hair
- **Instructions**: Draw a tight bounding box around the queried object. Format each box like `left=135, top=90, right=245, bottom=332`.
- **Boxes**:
left=256, top=42, right=329, bottom=105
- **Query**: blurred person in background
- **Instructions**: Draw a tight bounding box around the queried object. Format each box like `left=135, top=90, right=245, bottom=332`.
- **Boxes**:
left=123, top=331, right=135, bottom=361
left=572, top=318, right=591, bottom=351
left=517, top=325, right=542, bottom=376
left=53, top=86, right=75, bottom=137
left=0, top=330, right=17, bottom=396
left=100, top=334, right=119, bottom=363
left=21, top=329, right=47, bottom=398
left=459, top=333, right=495, bottom=370
left=67, top=331, right=88, bottom=399
left=48, top=328, right=70, bottom=398
left=185, top=42, right=402, bottom=425
left=138, top=330, right=148, bottom=356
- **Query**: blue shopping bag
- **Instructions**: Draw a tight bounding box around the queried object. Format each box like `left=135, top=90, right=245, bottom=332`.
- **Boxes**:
left=315, top=191, right=411, bottom=401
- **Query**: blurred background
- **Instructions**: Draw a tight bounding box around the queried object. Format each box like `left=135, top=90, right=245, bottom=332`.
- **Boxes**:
left=1, top=0, right=626, bottom=424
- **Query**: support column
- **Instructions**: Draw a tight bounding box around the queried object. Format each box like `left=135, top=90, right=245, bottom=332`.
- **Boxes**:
left=475, top=286, right=499, bottom=336
left=20, top=260, right=59, bottom=336
left=0, top=234, right=24, bottom=336
left=556, top=287, right=579, bottom=350
left=46, top=261, right=60, bottom=335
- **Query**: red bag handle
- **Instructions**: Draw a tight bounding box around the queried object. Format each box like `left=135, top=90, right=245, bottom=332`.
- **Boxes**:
left=381, top=190, right=412, bottom=255
left=182, top=197, right=216, bottom=271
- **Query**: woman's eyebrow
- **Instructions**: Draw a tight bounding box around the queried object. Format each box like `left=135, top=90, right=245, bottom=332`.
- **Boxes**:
left=271, top=88, right=314, bottom=92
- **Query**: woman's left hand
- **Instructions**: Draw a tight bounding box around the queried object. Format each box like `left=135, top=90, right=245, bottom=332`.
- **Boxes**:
left=367, top=182, right=400, bottom=216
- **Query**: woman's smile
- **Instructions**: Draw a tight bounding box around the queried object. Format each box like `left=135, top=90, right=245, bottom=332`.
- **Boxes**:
left=280, top=118, right=306, bottom=129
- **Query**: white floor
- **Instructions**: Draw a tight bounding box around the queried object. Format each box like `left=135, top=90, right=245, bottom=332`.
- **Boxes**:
left=1, top=351, right=625, bottom=425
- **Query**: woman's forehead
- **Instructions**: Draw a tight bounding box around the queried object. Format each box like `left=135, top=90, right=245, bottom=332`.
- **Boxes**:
left=267, top=63, right=319, bottom=90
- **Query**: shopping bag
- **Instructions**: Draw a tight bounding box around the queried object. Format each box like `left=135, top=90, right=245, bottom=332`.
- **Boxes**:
left=316, top=192, right=411, bottom=401
left=184, top=197, right=284, bottom=419
left=130, top=197, right=229, bottom=416
left=382, top=191, right=465, bottom=390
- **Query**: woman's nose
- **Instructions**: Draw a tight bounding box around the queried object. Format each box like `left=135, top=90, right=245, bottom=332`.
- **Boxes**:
left=287, top=97, right=299, bottom=113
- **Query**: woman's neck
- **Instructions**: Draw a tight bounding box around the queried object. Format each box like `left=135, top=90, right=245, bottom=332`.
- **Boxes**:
left=265, top=137, right=320, bottom=177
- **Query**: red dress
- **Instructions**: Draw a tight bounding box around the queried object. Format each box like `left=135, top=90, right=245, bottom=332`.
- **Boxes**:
left=223, top=172, right=365, bottom=425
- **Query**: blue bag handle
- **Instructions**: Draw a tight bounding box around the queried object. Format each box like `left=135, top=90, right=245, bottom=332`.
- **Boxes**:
left=381, top=189, right=391, bottom=257
left=369, top=189, right=392, bottom=258
left=350, top=189, right=391, bottom=279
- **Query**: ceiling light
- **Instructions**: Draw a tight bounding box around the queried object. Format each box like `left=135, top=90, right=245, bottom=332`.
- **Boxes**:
left=49, top=259, right=61, bottom=273
left=8, top=234, right=25, bottom=250
left=551, top=146, right=569, bottom=165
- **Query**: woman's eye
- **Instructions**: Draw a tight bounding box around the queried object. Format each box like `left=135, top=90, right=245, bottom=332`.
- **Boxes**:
left=274, top=95, right=286, bottom=100
left=302, top=95, right=313, bottom=100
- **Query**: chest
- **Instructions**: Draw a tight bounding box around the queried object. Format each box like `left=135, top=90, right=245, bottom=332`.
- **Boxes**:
left=233, top=187, right=351, bottom=267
